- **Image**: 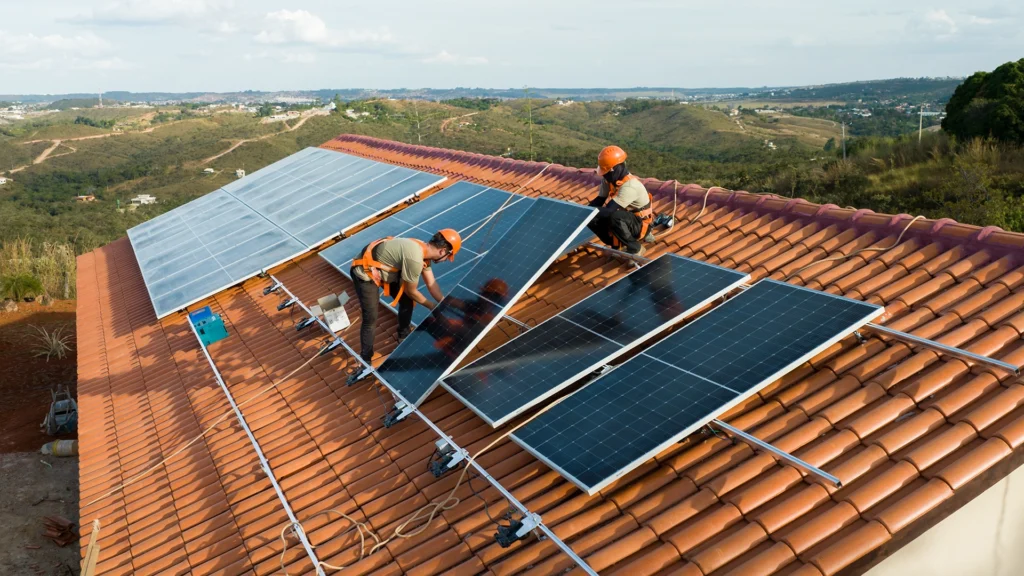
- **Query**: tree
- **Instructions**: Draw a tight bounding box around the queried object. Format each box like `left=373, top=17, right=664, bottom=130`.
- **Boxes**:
left=256, top=103, right=274, bottom=117
left=943, top=59, right=1024, bottom=144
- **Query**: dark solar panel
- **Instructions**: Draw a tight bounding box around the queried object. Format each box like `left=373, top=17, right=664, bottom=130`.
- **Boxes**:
left=320, top=182, right=538, bottom=325
left=512, top=280, right=883, bottom=494
left=376, top=198, right=597, bottom=407
left=442, top=255, right=749, bottom=426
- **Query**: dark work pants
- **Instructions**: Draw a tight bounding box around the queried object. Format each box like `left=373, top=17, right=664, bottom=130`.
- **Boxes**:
left=587, top=206, right=643, bottom=253
left=351, top=269, right=415, bottom=363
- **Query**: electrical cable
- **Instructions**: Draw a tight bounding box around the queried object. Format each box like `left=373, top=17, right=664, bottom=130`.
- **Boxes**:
left=83, top=342, right=330, bottom=509
left=785, top=215, right=923, bottom=281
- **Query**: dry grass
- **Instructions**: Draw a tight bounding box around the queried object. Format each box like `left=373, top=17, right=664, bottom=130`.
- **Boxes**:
left=0, top=239, right=75, bottom=299
left=29, top=324, right=73, bottom=361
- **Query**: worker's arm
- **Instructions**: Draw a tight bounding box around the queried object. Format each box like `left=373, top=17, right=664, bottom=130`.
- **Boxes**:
left=401, top=280, right=436, bottom=310
left=589, top=180, right=609, bottom=207
left=421, top=268, right=444, bottom=303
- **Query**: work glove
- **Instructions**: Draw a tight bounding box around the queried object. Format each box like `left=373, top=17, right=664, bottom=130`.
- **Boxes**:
left=588, top=197, right=605, bottom=208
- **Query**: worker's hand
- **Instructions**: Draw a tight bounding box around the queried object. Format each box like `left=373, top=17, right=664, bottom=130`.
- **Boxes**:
left=588, top=197, right=605, bottom=208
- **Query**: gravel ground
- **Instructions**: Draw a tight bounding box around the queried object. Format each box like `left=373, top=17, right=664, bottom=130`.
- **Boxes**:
left=0, top=452, right=80, bottom=575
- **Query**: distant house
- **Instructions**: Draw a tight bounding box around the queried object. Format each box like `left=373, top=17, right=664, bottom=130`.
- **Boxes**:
left=0, top=177, right=8, bottom=186
left=203, top=168, right=215, bottom=174
left=130, top=194, right=157, bottom=206
left=235, top=169, right=245, bottom=179
left=75, top=195, right=97, bottom=202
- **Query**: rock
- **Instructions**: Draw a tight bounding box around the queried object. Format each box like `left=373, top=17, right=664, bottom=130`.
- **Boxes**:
left=38, top=294, right=54, bottom=306
left=1, top=300, right=17, bottom=313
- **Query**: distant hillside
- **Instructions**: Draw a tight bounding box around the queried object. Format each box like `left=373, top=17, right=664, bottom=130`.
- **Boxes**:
left=0, top=77, right=964, bottom=105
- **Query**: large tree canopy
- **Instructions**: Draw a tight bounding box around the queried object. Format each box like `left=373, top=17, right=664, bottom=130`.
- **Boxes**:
left=943, top=59, right=1024, bottom=144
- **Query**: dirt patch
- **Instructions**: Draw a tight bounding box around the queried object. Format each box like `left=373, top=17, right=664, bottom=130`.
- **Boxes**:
left=0, top=452, right=80, bottom=575
left=0, top=300, right=77, bottom=454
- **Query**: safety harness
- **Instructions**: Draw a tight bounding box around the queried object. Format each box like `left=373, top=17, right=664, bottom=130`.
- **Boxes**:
left=352, top=237, right=430, bottom=306
left=607, top=174, right=654, bottom=248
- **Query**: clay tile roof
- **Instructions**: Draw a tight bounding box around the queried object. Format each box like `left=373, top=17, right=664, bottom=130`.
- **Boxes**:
left=77, top=134, right=1024, bottom=575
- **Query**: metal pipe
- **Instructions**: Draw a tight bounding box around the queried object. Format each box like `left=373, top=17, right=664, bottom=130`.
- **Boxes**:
left=188, top=317, right=325, bottom=576
left=712, top=419, right=842, bottom=488
left=864, top=323, right=1020, bottom=375
left=268, top=275, right=598, bottom=576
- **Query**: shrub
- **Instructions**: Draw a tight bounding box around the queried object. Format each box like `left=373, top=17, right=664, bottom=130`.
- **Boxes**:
left=2, top=273, right=43, bottom=301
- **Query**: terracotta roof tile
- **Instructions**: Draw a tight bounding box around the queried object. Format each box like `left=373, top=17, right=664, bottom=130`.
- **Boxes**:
left=76, top=135, right=1024, bottom=574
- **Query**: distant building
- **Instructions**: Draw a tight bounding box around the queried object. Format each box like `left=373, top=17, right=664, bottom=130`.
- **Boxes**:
left=0, top=177, right=8, bottom=185
left=130, top=194, right=157, bottom=206
left=203, top=168, right=215, bottom=174
left=75, top=195, right=97, bottom=202
left=235, top=169, right=246, bottom=179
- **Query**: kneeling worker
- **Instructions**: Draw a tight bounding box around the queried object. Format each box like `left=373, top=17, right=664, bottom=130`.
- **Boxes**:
left=349, top=229, right=462, bottom=366
left=587, top=145, right=654, bottom=256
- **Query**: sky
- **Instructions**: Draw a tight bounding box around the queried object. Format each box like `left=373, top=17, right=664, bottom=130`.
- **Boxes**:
left=0, top=0, right=1021, bottom=94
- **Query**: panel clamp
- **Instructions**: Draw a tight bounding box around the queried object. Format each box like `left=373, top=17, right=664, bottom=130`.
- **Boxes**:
left=430, top=438, right=469, bottom=478
left=296, top=317, right=317, bottom=331
left=494, top=513, right=542, bottom=548
left=384, top=401, right=415, bottom=428
left=263, top=282, right=282, bottom=296
left=277, top=298, right=296, bottom=311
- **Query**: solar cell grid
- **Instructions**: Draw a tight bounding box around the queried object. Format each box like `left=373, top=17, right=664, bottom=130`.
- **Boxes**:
left=512, top=279, right=883, bottom=494
left=376, top=198, right=597, bottom=407
left=129, top=147, right=445, bottom=318
left=442, top=255, right=749, bottom=426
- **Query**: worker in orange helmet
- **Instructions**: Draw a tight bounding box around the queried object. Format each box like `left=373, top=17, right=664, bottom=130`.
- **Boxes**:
left=587, top=145, right=655, bottom=256
left=349, top=229, right=462, bottom=365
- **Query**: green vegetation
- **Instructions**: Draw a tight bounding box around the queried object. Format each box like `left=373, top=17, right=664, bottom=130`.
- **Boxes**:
left=74, top=116, right=116, bottom=129
left=46, top=98, right=100, bottom=110
left=2, top=68, right=1023, bottom=274
left=442, top=97, right=501, bottom=110
left=944, top=58, right=1024, bottom=144
left=2, top=273, right=43, bottom=300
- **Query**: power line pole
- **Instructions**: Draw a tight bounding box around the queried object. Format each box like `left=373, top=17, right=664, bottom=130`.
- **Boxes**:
left=841, top=122, right=846, bottom=160
left=919, top=107, right=924, bottom=144
left=413, top=100, right=422, bottom=143
left=525, top=86, right=534, bottom=162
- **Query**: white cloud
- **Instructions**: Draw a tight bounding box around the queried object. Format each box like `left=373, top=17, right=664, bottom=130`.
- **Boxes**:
left=921, top=9, right=959, bottom=39
left=254, top=10, right=393, bottom=49
left=0, top=30, right=130, bottom=70
left=217, top=21, right=238, bottom=34
left=69, top=0, right=231, bottom=26
left=423, top=50, right=488, bottom=65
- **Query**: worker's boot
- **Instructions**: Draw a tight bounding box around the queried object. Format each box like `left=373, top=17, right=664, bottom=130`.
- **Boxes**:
left=625, top=245, right=646, bottom=257
left=643, top=231, right=656, bottom=243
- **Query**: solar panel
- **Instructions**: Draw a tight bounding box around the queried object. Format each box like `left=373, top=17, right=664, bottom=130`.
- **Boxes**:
left=129, top=190, right=306, bottom=318
left=442, top=255, right=750, bottom=427
left=375, top=198, right=597, bottom=407
left=512, top=280, right=883, bottom=494
left=129, top=147, right=446, bottom=318
left=320, top=181, right=537, bottom=324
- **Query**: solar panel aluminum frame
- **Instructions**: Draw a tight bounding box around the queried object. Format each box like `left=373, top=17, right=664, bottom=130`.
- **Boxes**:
left=440, top=257, right=751, bottom=428
left=393, top=197, right=597, bottom=408
left=511, top=279, right=884, bottom=495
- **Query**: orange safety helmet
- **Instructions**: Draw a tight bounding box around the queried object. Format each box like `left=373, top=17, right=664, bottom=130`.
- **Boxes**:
left=482, top=278, right=509, bottom=299
left=435, top=228, right=462, bottom=261
left=597, top=145, right=627, bottom=174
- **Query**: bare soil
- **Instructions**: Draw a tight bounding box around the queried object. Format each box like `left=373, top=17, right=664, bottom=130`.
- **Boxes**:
left=0, top=452, right=80, bottom=575
left=0, top=300, right=77, bottom=454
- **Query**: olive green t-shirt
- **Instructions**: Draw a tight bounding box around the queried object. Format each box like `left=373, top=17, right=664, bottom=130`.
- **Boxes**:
left=598, top=178, right=649, bottom=210
left=354, top=238, right=430, bottom=285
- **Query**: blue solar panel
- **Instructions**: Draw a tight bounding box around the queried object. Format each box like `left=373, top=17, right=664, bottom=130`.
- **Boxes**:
left=512, top=280, right=883, bottom=494
left=442, top=255, right=750, bottom=427
left=375, top=198, right=596, bottom=407
left=129, top=147, right=445, bottom=318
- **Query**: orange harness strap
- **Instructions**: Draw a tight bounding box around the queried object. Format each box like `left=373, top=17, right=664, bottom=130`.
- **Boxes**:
left=607, top=175, right=654, bottom=248
left=352, top=237, right=430, bottom=306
